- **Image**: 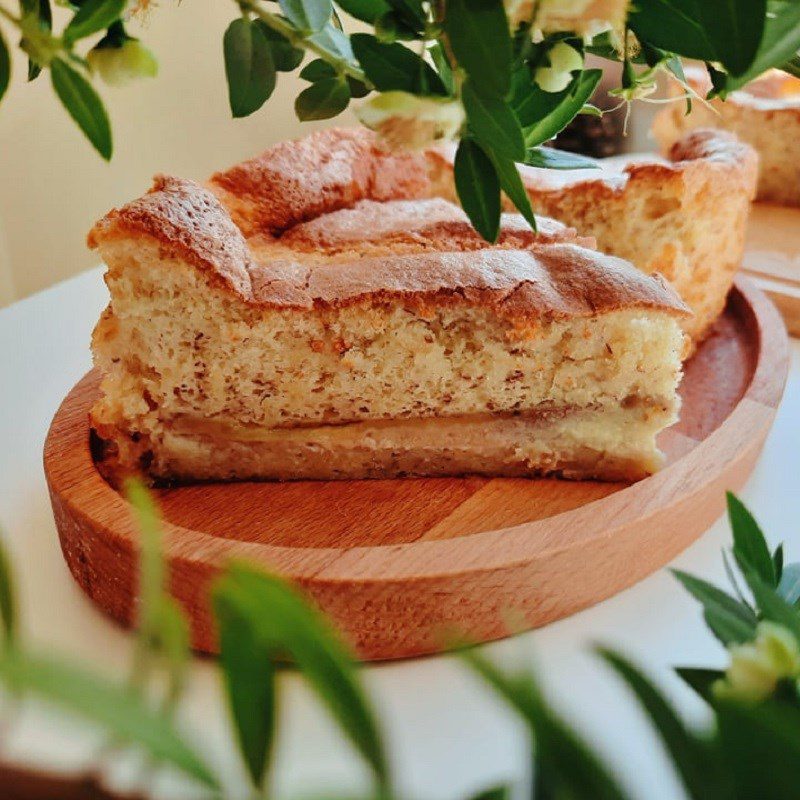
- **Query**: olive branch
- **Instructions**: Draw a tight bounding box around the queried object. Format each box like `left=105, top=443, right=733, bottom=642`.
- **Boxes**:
left=1, top=0, right=799, bottom=241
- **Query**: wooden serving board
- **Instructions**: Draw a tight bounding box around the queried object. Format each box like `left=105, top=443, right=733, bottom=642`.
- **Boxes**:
left=743, top=203, right=800, bottom=336
left=45, top=278, right=789, bottom=661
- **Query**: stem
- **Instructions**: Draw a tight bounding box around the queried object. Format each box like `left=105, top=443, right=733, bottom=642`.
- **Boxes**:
left=781, top=55, right=800, bottom=79
left=434, top=0, right=462, bottom=94
left=237, top=0, right=370, bottom=86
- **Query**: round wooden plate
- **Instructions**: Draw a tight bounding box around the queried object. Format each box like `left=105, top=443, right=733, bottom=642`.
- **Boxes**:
left=45, top=278, right=789, bottom=660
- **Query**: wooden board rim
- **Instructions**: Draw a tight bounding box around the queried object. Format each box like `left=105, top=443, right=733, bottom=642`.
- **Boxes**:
left=43, top=278, right=791, bottom=659
left=45, top=277, right=788, bottom=583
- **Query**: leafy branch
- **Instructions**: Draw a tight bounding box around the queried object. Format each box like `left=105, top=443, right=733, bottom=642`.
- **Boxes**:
left=1, top=0, right=799, bottom=239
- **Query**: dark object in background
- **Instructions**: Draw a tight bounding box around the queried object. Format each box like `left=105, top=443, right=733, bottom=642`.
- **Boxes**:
left=553, top=58, right=626, bottom=157
left=553, top=102, right=625, bottom=157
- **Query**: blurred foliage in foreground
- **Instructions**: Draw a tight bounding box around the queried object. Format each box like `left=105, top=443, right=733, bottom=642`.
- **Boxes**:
left=1, top=487, right=800, bottom=798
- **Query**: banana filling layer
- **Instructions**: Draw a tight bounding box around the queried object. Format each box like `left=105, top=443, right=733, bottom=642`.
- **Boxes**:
left=143, top=401, right=674, bottom=482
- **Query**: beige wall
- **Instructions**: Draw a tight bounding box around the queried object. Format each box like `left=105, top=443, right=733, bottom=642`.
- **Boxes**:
left=0, top=0, right=357, bottom=304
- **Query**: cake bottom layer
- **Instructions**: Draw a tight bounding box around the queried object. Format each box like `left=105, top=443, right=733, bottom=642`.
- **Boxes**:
left=92, top=405, right=671, bottom=485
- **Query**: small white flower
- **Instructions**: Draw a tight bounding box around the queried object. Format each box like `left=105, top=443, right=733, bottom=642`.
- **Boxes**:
left=357, top=91, right=465, bottom=151
left=714, top=621, right=800, bottom=703
left=87, top=39, right=158, bottom=87
left=534, top=42, right=583, bottom=93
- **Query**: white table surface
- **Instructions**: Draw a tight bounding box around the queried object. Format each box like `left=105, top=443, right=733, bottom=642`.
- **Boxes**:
left=1, top=267, right=798, bottom=800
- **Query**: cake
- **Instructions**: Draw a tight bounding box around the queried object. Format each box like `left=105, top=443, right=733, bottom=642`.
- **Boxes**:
left=654, top=67, right=800, bottom=208
left=88, top=129, right=689, bottom=486
left=429, top=128, right=758, bottom=345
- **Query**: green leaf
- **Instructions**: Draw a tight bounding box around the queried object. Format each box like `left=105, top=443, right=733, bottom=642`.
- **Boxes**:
left=300, top=57, right=337, bottom=81
left=125, top=480, right=163, bottom=614
left=774, top=544, right=785, bottom=583
left=741, top=569, right=800, bottom=645
left=0, top=649, right=217, bottom=788
left=125, top=480, right=190, bottom=712
left=125, top=479, right=190, bottom=710
left=335, top=0, right=390, bottom=23
left=351, top=33, right=445, bottom=94
left=215, top=565, right=391, bottom=793
left=525, top=147, right=599, bottom=170
left=665, top=55, right=692, bottom=113
left=0, top=529, right=16, bottom=648
left=675, top=667, right=725, bottom=704
left=458, top=647, right=629, bottom=800
left=307, top=24, right=357, bottom=67
left=716, top=700, right=800, bottom=800
left=454, top=139, right=501, bottom=243
left=256, top=21, right=304, bottom=72
left=374, top=10, right=418, bottom=42
left=778, top=563, right=800, bottom=606
left=0, top=29, right=9, bottom=107
left=781, top=51, right=800, bottom=78
left=21, top=0, right=50, bottom=81
left=520, top=69, right=602, bottom=148
left=214, top=592, right=277, bottom=793
left=467, top=786, right=511, bottom=800
left=444, top=0, right=512, bottom=97
left=347, top=77, right=370, bottom=97
left=672, top=569, right=757, bottom=645
left=727, top=492, right=776, bottom=587
left=462, top=81, right=524, bottom=162
left=279, top=0, right=332, bottom=33
left=63, top=0, right=126, bottom=44
left=721, top=549, right=754, bottom=613
left=429, top=42, right=454, bottom=94
left=599, top=649, right=725, bottom=800
left=724, top=0, right=800, bottom=89
left=149, top=598, right=190, bottom=711
left=50, top=59, right=112, bottom=160
left=489, top=152, right=536, bottom=232
left=384, top=0, right=426, bottom=30
left=628, top=0, right=716, bottom=62
left=224, top=18, right=276, bottom=119
left=697, top=0, right=765, bottom=76
left=295, top=76, right=350, bottom=120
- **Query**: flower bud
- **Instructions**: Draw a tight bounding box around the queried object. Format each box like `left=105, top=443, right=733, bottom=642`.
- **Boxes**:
left=87, top=39, right=158, bottom=87
left=714, top=622, right=800, bottom=703
left=534, top=42, right=583, bottom=93
left=357, top=91, right=465, bottom=151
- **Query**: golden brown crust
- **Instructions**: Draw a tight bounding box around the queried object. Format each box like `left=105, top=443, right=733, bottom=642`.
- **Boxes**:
left=208, top=127, right=435, bottom=235
left=88, top=175, right=255, bottom=297
left=653, top=67, right=799, bottom=207
left=512, top=127, right=758, bottom=202
left=245, top=244, right=688, bottom=318
left=673, top=67, right=800, bottom=113
left=279, top=198, right=594, bottom=253
left=423, top=128, right=754, bottom=344
left=89, top=127, right=689, bottom=325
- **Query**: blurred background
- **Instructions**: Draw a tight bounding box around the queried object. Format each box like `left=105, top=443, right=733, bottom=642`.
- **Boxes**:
left=0, top=0, right=362, bottom=306
left=0, top=0, right=649, bottom=307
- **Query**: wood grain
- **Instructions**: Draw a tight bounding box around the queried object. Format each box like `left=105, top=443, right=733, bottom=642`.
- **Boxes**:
left=743, top=203, right=800, bottom=336
left=44, top=279, right=789, bottom=661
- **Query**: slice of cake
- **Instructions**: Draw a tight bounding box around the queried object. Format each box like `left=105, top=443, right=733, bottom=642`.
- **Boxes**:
left=428, top=128, right=757, bottom=346
left=88, top=130, right=689, bottom=486
left=654, top=67, right=800, bottom=207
